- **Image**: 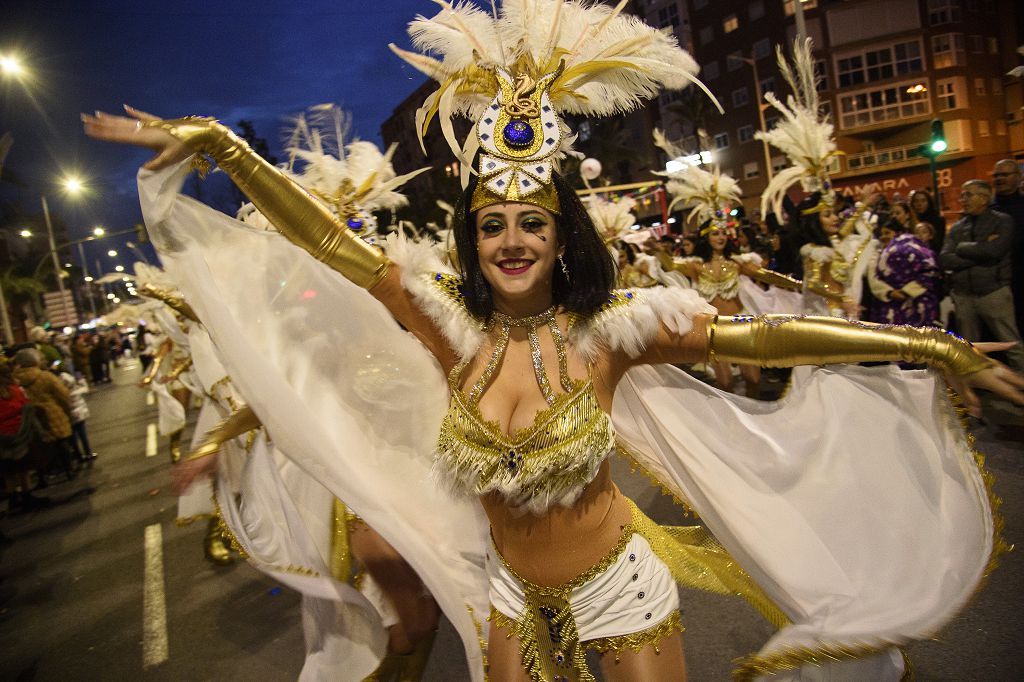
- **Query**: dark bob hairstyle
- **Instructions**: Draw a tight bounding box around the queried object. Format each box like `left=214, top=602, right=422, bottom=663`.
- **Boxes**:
left=452, top=171, right=617, bottom=319
left=693, top=222, right=738, bottom=262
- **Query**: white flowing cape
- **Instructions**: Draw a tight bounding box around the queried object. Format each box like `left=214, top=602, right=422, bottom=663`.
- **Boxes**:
left=139, top=161, right=994, bottom=681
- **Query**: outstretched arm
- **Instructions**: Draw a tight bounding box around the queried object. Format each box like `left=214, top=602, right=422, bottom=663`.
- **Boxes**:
left=171, top=404, right=262, bottom=496
left=708, top=314, right=1024, bottom=413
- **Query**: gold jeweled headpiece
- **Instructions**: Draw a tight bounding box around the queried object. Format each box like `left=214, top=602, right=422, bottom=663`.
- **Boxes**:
left=471, top=65, right=564, bottom=214
left=390, top=0, right=720, bottom=217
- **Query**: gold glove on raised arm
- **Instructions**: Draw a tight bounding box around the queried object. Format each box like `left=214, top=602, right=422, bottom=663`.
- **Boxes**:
left=746, top=267, right=803, bottom=292
left=138, top=283, right=199, bottom=322
left=165, top=357, right=193, bottom=382
left=708, top=314, right=993, bottom=376
left=140, top=339, right=172, bottom=386
left=186, top=404, right=262, bottom=462
left=144, top=117, right=389, bottom=289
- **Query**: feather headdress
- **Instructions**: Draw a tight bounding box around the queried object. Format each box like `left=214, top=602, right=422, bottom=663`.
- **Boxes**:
left=653, top=129, right=741, bottom=235
left=390, top=0, right=719, bottom=213
left=755, top=38, right=837, bottom=222
left=583, top=193, right=637, bottom=244
left=280, top=104, right=429, bottom=234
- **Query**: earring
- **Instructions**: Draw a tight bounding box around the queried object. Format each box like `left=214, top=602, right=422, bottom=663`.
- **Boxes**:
left=558, top=254, right=571, bottom=283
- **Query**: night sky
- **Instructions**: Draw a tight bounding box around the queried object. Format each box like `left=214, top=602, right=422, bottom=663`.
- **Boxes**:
left=0, top=0, right=434, bottom=272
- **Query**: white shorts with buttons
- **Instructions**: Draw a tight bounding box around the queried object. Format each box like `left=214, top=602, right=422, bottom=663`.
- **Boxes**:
left=487, top=533, right=680, bottom=642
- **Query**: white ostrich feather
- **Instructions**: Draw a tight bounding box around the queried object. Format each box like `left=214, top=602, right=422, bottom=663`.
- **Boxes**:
left=583, top=193, right=637, bottom=243
left=390, top=0, right=719, bottom=158
left=653, top=129, right=740, bottom=227
left=755, top=38, right=836, bottom=222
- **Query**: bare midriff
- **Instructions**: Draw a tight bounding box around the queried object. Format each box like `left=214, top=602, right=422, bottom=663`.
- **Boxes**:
left=709, top=295, right=742, bottom=315
left=481, top=460, right=632, bottom=587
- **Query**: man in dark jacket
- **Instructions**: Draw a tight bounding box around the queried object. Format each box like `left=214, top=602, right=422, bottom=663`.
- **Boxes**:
left=991, top=159, right=1024, bottom=337
left=940, top=179, right=1023, bottom=371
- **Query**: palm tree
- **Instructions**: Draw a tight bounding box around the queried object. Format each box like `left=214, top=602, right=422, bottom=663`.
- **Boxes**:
left=664, top=89, right=717, bottom=155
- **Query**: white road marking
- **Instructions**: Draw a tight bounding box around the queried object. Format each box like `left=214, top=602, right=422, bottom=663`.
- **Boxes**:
left=146, top=392, right=154, bottom=406
left=142, top=523, right=169, bottom=668
left=145, top=423, right=158, bottom=458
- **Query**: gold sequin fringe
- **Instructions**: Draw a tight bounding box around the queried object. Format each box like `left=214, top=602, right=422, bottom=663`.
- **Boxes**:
left=585, top=610, right=683, bottom=660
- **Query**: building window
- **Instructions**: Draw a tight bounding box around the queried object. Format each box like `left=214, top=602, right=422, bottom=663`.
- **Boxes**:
left=837, top=41, right=922, bottom=88
left=699, top=26, right=714, bottom=45
left=723, top=14, right=739, bottom=33
left=927, top=0, right=961, bottom=25
left=815, top=60, right=829, bottom=91
left=838, top=81, right=931, bottom=129
left=967, top=35, right=985, bottom=53
left=732, top=87, right=750, bottom=107
left=974, top=77, right=986, bottom=96
left=714, top=132, right=730, bottom=150
left=932, top=34, right=965, bottom=69
left=752, top=38, right=771, bottom=60
left=749, top=0, right=765, bottom=20
left=738, top=125, right=755, bottom=143
left=992, top=77, right=1003, bottom=95
left=987, top=37, right=998, bottom=54
left=765, top=116, right=780, bottom=129
left=657, top=4, right=680, bottom=29
left=771, top=156, right=787, bottom=173
left=703, top=60, right=720, bottom=80
left=893, top=41, right=923, bottom=75
left=744, top=161, right=761, bottom=179
left=727, top=51, right=744, bottom=71
left=693, top=0, right=709, bottom=9
left=996, top=119, right=1007, bottom=136
left=977, top=120, right=989, bottom=137
left=784, top=0, right=818, bottom=16
left=936, top=77, right=964, bottom=111
left=759, top=76, right=776, bottom=96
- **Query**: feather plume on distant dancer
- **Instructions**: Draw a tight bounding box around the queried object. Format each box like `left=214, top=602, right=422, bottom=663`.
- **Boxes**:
left=755, top=38, right=838, bottom=222
left=652, top=129, right=741, bottom=235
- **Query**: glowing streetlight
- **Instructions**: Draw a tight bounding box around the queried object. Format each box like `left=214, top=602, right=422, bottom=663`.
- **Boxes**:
left=93, top=226, right=105, bottom=237
left=0, top=55, right=25, bottom=77
left=106, top=293, right=115, bottom=300
left=107, top=249, right=118, bottom=257
left=121, top=276, right=130, bottom=282
left=84, top=276, right=94, bottom=282
left=113, top=297, right=120, bottom=303
left=64, top=262, right=73, bottom=268
left=19, top=229, right=32, bottom=238
left=114, top=265, right=124, bottom=272
left=62, top=176, right=85, bottom=194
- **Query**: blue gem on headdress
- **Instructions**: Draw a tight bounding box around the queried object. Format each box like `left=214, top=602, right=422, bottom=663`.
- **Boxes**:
left=545, top=138, right=555, bottom=145
left=536, top=166, right=544, bottom=173
left=486, top=161, right=496, bottom=170
left=542, top=105, right=551, bottom=113
left=715, top=209, right=724, bottom=218
left=481, top=133, right=490, bottom=141
left=491, top=103, right=499, bottom=111
left=484, top=117, right=493, bottom=125
left=347, top=217, right=364, bottom=230
left=545, top=122, right=555, bottom=128
left=496, top=179, right=505, bottom=187
left=823, top=180, right=832, bottom=189
left=503, top=119, right=534, bottom=147
left=523, top=179, right=531, bottom=187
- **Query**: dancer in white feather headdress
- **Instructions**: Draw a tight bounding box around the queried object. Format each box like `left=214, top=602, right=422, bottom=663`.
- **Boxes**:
left=653, top=131, right=802, bottom=396
left=83, top=1, right=1024, bottom=681
left=757, top=39, right=876, bottom=319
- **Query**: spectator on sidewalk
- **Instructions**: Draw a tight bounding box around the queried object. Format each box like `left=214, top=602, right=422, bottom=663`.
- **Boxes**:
left=910, top=188, right=947, bottom=254
left=940, top=180, right=1024, bottom=371
left=991, top=159, right=1024, bottom=340
left=58, top=368, right=96, bottom=462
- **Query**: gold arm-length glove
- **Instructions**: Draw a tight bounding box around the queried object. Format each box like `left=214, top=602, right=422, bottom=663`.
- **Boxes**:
left=140, top=340, right=172, bottom=386
left=837, top=202, right=870, bottom=239
left=165, top=356, right=193, bottom=382
left=185, top=405, right=262, bottom=462
left=144, top=117, right=389, bottom=289
left=746, top=267, right=803, bottom=292
left=804, top=260, right=847, bottom=304
left=138, top=283, right=199, bottom=322
left=708, top=314, right=994, bottom=376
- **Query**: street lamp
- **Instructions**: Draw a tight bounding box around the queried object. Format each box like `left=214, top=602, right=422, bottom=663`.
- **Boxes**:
left=107, top=249, right=117, bottom=257
left=0, top=54, right=25, bottom=77
left=114, top=265, right=124, bottom=272
left=19, top=229, right=32, bottom=238
left=40, top=175, right=87, bottom=327
left=92, top=226, right=105, bottom=237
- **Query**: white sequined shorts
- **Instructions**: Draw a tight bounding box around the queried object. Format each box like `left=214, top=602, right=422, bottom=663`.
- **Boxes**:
left=487, top=532, right=680, bottom=644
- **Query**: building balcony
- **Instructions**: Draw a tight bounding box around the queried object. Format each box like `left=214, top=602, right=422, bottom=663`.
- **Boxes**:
left=838, top=132, right=971, bottom=178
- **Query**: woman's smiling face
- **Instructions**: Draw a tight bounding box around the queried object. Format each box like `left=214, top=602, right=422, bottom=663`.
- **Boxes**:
left=475, top=203, right=560, bottom=310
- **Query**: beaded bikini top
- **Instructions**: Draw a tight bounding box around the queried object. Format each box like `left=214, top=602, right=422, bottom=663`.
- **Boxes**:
left=435, top=306, right=615, bottom=515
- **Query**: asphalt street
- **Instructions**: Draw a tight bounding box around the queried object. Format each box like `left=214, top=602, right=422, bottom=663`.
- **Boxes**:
left=0, top=361, right=1021, bottom=681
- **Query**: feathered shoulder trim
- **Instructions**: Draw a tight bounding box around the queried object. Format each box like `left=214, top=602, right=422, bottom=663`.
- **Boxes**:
left=569, top=287, right=714, bottom=362
left=384, top=234, right=485, bottom=360
left=732, top=252, right=763, bottom=266
left=801, top=244, right=835, bottom=262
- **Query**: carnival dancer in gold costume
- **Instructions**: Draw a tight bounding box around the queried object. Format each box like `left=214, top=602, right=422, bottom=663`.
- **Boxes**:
left=85, top=3, right=1023, bottom=680
left=756, top=39, right=875, bottom=319
left=652, top=134, right=801, bottom=397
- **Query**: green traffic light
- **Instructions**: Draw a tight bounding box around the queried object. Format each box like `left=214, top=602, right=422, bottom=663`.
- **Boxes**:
left=931, top=139, right=948, bottom=153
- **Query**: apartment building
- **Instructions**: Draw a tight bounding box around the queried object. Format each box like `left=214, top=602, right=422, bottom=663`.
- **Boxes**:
left=682, top=0, right=1021, bottom=214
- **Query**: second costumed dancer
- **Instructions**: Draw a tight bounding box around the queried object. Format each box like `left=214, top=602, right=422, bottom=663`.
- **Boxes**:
left=83, top=2, right=1024, bottom=680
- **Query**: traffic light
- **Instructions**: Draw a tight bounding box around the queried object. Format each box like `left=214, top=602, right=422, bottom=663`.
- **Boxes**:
left=927, top=119, right=947, bottom=156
